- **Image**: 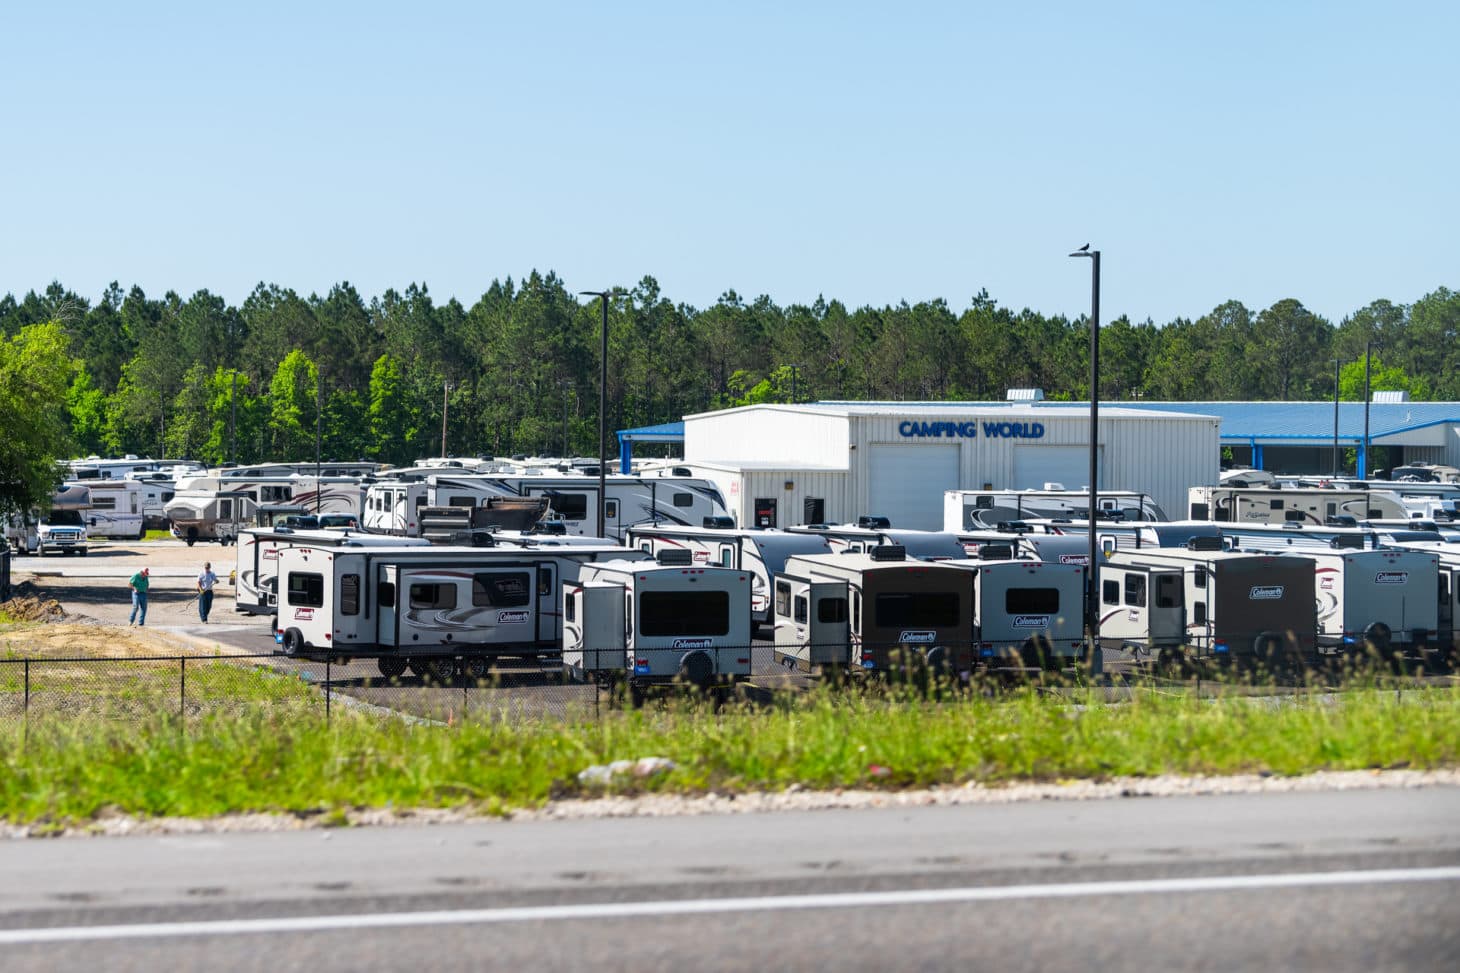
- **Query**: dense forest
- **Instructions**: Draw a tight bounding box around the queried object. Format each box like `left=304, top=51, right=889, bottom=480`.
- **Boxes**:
left=2, top=274, right=1458, bottom=487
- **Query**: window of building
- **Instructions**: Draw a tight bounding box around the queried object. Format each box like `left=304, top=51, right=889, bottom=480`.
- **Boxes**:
left=803, top=497, right=826, bottom=524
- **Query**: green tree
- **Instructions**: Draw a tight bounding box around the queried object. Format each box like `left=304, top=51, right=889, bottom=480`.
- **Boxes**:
left=268, top=350, right=319, bottom=460
left=0, top=321, right=76, bottom=513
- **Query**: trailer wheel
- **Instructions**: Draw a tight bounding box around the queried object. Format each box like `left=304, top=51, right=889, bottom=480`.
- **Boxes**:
left=423, top=657, right=457, bottom=685
left=282, top=627, right=305, bottom=657
left=678, top=651, right=714, bottom=688
left=136, top=524, right=146, bottom=541
left=465, top=656, right=490, bottom=683
left=1363, top=621, right=1392, bottom=654
left=185, top=527, right=198, bottom=547
left=377, top=656, right=408, bottom=679
left=1252, top=631, right=1288, bottom=678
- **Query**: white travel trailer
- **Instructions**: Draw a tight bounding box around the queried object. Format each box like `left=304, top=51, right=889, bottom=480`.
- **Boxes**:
left=623, top=523, right=833, bottom=628
left=1188, top=486, right=1408, bottom=525
left=772, top=547, right=973, bottom=675
left=561, top=555, right=754, bottom=696
left=234, top=527, right=433, bottom=615
left=944, top=489, right=1167, bottom=532
left=166, top=474, right=365, bottom=545
left=1382, top=541, right=1460, bottom=668
left=361, top=471, right=729, bottom=541
left=785, top=520, right=968, bottom=560
left=124, top=470, right=180, bottom=530
left=1097, top=541, right=1318, bottom=671
left=1221, top=522, right=1385, bottom=554
left=165, top=488, right=257, bottom=546
left=952, top=529, right=1091, bottom=565
left=72, top=479, right=145, bottom=540
left=274, top=542, right=650, bottom=679
left=941, top=557, right=1088, bottom=669
left=1304, top=549, right=1439, bottom=660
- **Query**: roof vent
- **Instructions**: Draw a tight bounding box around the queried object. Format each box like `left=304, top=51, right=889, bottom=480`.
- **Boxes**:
left=869, top=544, right=906, bottom=561
left=1329, top=534, right=1363, bottom=550
left=1006, top=388, right=1045, bottom=402
left=703, top=516, right=735, bottom=529
left=657, top=548, right=694, bottom=566
left=1372, top=390, right=1409, bottom=403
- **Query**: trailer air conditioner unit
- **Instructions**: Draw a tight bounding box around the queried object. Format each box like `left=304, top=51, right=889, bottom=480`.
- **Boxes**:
left=869, top=544, right=907, bottom=561
left=1186, top=535, right=1225, bottom=551
left=857, top=515, right=892, bottom=529
left=657, top=549, right=694, bottom=566
left=1371, top=390, right=1409, bottom=403
left=703, top=516, right=736, bottom=529
left=1006, top=388, right=1045, bottom=402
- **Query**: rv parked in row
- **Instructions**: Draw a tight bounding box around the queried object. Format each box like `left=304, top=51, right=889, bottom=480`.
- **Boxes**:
left=944, top=489, right=1167, bottom=532
left=562, top=554, right=753, bottom=698
left=624, top=522, right=833, bottom=629
left=1305, top=549, right=1439, bottom=662
left=1098, top=540, right=1317, bottom=671
left=166, top=474, right=365, bottom=545
left=943, top=557, right=1088, bottom=669
left=274, top=542, right=651, bottom=679
left=786, top=518, right=967, bottom=560
left=1188, top=486, right=1408, bottom=526
left=72, top=479, right=145, bottom=540
left=234, top=527, right=433, bottom=615
left=6, top=484, right=93, bottom=556
left=773, top=546, right=973, bottom=676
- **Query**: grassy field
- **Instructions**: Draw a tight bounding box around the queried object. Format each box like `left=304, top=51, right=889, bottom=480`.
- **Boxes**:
left=1, top=679, right=1457, bottom=825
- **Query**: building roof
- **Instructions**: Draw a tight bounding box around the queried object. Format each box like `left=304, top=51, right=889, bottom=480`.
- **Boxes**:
left=685, top=401, right=1211, bottom=421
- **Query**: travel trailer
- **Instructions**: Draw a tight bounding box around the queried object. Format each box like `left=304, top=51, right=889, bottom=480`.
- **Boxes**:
left=361, top=471, right=729, bottom=541
left=273, top=542, right=651, bottom=679
left=165, top=489, right=257, bottom=546
left=623, top=523, right=834, bottom=628
left=772, top=547, right=973, bottom=676
left=1368, top=539, right=1460, bottom=669
left=944, top=489, right=1167, bottom=532
left=1188, top=486, right=1408, bottom=525
left=124, top=470, right=180, bottom=530
left=952, top=529, right=1092, bottom=565
left=166, top=474, right=365, bottom=545
left=561, top=555, right=754, bottom=697
left=72, top=479, right=145, bottom=540
left=1220, top=522, right=1386, bottom=554
left=1303, top=549, right=1439, bottom=661
left=785, top=519, right=968, bottom=560
left=1097, top=542, right=1318, bottom=671
left=234, top=527, right=433, bottom=615
left=941, top=557, right=1088, bottom=669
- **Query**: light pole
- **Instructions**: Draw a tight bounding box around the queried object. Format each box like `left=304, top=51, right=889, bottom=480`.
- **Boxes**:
left=1069, top=244, right=1101, bottom=676
left=1332, top=358, right=1341, bottom=475
left=787, top=363, right=803, bottom=404
left=559, top=380, right=573, bottom=459
left=1362, top=342, right=1372, bottom=478
left=441, top=380, right=454, bottom=458
left=314, top=374, right=322, bottom=513
left=580, top=290, right=610, bottom=535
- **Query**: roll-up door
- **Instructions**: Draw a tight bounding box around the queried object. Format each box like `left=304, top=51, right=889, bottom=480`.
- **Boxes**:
left=868, top=444, right=960, bottom=530
left=1013, top=446, right=1103, bottom=491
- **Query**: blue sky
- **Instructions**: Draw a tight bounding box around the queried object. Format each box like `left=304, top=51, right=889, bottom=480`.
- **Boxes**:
left=3, top=1, right=1456, bottom=325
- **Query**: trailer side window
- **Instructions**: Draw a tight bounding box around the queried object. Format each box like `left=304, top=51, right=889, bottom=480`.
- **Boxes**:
left=1193, top=601, right=1206, bottom=624
left=672, top=492, right=693, bottom=508
left=472, top=571, right=531, bottom=607
left=448, top=496, right=475, bottom=507
left=1102, top=579, right=1119, bottom=605
left=287, top=572, right=324, bottom=608
left=818, top=597, right=848, bottom=624
left=640, top=590, right=730, bottom=636
left=379, top=581, right=395, bottom=607
left=537, top=566, right=552, bottom=596
left=1124, top=574, right=1146, bottom=607
left=410, top=582, right=457, bottom=610
left=549, top=493, right=588, bottom=520
left=1194, top=567, right=1207, bottom=589
left=775, top=580, right=792, bottom=616
left=1155, top=574, right=1180, bottom=608
left=340, top=575, right=360, bottom=615
left=1006, top=588, right=1059, bottom=614
left=794, top=595, right=808, bottom=624
left=605, top=499, right=618, bottom=519
left=853, top=591, right=861, bottom=629
left=565, top=592, right=576, bottom=623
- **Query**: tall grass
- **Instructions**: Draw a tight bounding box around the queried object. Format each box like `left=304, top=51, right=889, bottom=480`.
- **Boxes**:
left=1, top=680, right=1457, bottom=825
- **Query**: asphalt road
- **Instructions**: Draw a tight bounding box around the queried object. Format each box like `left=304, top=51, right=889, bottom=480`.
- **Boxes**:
left=1, top=787, right=1457, bottom=971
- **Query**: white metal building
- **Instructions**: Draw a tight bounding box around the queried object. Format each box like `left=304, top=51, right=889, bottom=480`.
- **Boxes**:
left=682, top=402, right=1220, bottom=530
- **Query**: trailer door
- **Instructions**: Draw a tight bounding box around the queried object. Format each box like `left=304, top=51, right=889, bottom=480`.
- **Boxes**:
left=805, top=581, right=850, bottom=666
left=536, top=562, right=557, bottom=644
left=1149, top=570, right=1185, bottom=641
left=377, top=564, right=398, bottom=645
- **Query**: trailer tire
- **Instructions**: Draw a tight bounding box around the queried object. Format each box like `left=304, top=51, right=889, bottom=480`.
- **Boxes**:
left=1252, top=631, right=1288, bottom=677
left=678, top=651, right=715, bottom=688
left=377, top=656, right=408, bottom=679
left=423, top=657, right=457, bottom=685
left=465, top=656, right=490, bottom=683
left=185, top=527, right=198, bottom=547
left=1362, top=621, right=1392, bottom=653
left=282, top=627, right=305, bottom=657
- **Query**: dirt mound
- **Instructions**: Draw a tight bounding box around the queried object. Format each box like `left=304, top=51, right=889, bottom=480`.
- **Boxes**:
left=0, top=621, right=192, bottom=659
left=2, top=587, right=67, bottom=623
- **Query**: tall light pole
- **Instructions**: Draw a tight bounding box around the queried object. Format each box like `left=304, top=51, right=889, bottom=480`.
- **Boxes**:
left=441, top=380, right=454, bottom=458
left=580, top=290, right=610, bottom=535
left=1069, top=244, right=1101, bottom=676
left=314, top=374, right=322, bottom=513
left=1362, top=342, right=1372, bottom=478
left=787, top=363, right=803, bottom=404
left=1332, top=358, right=1341, bottom=475
left=559, top=380, right=572, bottom=459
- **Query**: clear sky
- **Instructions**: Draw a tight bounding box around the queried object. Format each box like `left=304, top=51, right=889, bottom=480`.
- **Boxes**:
left=4, top=1, right=1456, bottom=325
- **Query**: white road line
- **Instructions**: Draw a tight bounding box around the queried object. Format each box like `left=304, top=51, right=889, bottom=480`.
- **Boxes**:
left=2, top=867, right=1458, bottom=945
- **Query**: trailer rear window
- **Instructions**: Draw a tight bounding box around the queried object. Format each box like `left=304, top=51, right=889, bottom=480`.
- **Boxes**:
left=472, top=571, right=530, bottom=607
left=1124, top=574, right=1146, bottom=607
left=640, top=590, right=730, bottom=636
left=410, top=583, right=457, bottom=610
left=776, top=580, right=792, bottom=617
left=874, top=592, right=960, bottom=629
left=287, top=572, right=324, bottom=608
left=1007, top=587, right=1060, bottom=614
left=340, top=574, right=360, bottom=615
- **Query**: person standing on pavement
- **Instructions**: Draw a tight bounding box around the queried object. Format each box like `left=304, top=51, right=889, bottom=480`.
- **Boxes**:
left=128, top=567, right=150, bottom=626
left=197, top=561, right=218, bottom=623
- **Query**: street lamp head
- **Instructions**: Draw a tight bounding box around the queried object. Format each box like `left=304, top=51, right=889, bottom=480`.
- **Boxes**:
left=579, top=290, right=608, bottom=298
left=1068, top=244, right=1095, bottom=259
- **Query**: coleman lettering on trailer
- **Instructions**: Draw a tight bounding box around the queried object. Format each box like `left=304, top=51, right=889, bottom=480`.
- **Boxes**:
left=899, top=630, right=937, bottom=642
left=897, top=420, right=980, bottom=438
left=1012, top=615, right=1050, bottom=628
left=1375, top=572, right=1408, bottom=584
left=672, top=638, right=713, bottom=650
left=293, top=608, right=314, bottom=620
left=497, top=610, right=530, bottom=624
left=1249, top=586, right=1285, bottom=600
left=1058, top=554, right=1089, bottom=565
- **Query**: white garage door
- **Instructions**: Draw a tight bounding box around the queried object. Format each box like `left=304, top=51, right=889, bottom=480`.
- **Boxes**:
left=1013, top=446, right=1103, bottom=491
left=869, top=444, right=960, bottom=530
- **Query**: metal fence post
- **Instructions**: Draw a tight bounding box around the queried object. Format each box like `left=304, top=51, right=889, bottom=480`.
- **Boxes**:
left=325, top=657, right=332, bottom=723
left=179, top=656, right=186, bottom=720
left=460, top=656, right=468, bottom=723
left=23, top=659, right=30, bottom=745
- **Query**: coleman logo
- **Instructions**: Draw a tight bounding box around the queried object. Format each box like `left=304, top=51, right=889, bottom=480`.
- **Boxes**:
left=497, top=610, right=530, bottom=624
left=1375, top=572, right=1408, bottom=584
left=1321, top=577, right=1335, bottom=590
left=899, top=630, right=937, bottom=642
left=263, top=549, right=279, bottom=560
left=1249, top=586, right=1285, bottom=600
left=1058, top=554, right=1089, bottom=565
left=673, top=638, right=712, bottom=650
left=693, top=550, right=710, bottom=563
left=1012, top=615, right=1050, bottom=628
left=293, top=608, right=314, bottom=620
